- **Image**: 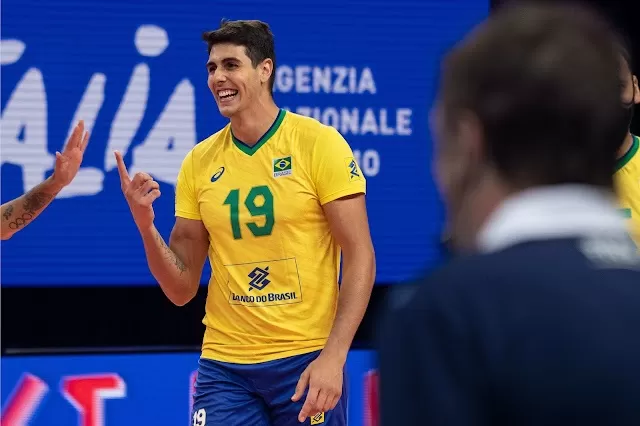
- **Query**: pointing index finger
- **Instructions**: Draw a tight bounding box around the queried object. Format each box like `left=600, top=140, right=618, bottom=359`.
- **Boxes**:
left=114, top=151, right=131, bottom=185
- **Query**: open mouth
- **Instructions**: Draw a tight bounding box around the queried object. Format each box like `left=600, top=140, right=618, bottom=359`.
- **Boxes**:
left=218, top=89, right=238, bottom=102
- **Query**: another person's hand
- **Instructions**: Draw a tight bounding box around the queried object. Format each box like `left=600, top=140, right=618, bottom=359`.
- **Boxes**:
left=51, top=120, right=90, bottom=188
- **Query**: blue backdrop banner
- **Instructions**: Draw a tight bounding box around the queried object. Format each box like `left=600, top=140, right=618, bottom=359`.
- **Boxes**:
left=1, top=0, right=488, bottom=285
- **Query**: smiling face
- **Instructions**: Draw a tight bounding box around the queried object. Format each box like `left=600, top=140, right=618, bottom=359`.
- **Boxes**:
left=206, top=43, right=273, bottom=118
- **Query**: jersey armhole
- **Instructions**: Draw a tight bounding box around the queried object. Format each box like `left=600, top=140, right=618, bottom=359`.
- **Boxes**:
left=319, top=188, right=366, bottom=206
left=175, top=210, right=202, bottom=220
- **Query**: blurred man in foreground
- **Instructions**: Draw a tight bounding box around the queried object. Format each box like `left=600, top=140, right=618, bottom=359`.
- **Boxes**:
left=378, top=2, right=640, bottom=425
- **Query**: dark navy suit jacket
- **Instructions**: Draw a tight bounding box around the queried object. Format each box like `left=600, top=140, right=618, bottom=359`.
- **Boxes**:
left=378, top=188, right=640, bottom=426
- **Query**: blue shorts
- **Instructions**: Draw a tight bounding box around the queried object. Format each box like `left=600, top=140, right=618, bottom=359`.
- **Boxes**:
left=192, top=350, right=348, bottom=426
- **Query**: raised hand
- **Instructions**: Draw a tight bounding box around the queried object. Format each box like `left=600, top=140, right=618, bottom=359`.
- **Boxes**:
left=51, top=120, right=90, bottom=188
left=114, top=150, right=161, bottom=232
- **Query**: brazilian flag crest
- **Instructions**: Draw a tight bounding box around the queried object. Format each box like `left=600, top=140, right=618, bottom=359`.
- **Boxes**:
left=273, top=156, right=292, bottom=177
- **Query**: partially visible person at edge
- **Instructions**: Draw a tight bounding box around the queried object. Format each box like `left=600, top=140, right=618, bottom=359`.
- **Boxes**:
left=1, top=121, right=90, bottom=240
left=614, top=45, right=640, bottom=245
left=378, top=2, right=640, bottom=425
left=114, top=19, right=375, bottom=426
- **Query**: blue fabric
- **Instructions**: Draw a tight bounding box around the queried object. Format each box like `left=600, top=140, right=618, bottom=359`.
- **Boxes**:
left=379, top=237, right=640, bottom=426
left=192, top=350, right=348, bottom=426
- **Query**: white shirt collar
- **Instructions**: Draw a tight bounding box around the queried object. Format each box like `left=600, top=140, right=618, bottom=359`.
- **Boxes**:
left=477, top=185, right=629, bottom=253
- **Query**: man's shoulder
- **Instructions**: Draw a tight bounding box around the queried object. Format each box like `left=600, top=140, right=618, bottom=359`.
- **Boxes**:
left=410, top=238, right=640, bottom=301
left=198, top=126, right=229, bottom=149
left=407, top=253, right=503, bottom=300
left=185, top=126, right=229, bottom=164
left=417, top=249, right=514, bottom=283
left=282, top=111, right=330, bottom=134
left=281, top=111, right=342, bottom=148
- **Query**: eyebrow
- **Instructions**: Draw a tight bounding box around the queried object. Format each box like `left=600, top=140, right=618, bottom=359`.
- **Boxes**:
left=206, top=57, right=241, bottom=68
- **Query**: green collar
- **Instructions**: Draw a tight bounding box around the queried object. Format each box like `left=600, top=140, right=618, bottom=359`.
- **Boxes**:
left=231, top=109, right=286, bottom=156
left=615, top=134, right=639, bottom=173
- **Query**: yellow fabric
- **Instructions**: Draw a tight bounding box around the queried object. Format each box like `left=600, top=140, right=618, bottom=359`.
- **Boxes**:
left=175, top=110, right=366, bottom=363
left=614, top=134, right=640, bottom=246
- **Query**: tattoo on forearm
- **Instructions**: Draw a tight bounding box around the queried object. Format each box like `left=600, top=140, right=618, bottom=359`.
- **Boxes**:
left=2, top=205, right=14, bottom=220
left=5, top=190, right=55, bottom=231
left=23, top=191, right=54, bottom=214
left=171, top=249, right=187, bottom=274
left=155, top=229, right=187, bottom=274
left=8, top=213, right=34, bottom=230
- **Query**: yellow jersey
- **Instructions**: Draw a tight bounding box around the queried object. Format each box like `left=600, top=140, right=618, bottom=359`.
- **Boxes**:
left=175, top=109, right=367, bottom=364
left=614, top=134, right=640, bottom=245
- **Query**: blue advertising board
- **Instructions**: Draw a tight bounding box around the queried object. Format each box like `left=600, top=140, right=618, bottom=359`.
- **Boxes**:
left=0, top=0, right=488, bottom=285
left=1, top=350, right=378, bottom=426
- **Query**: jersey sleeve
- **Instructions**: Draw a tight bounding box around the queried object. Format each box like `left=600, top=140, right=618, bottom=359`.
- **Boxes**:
left=311, top=126, right=366, bottom=205
left=175, top=150, right=201, bottom=220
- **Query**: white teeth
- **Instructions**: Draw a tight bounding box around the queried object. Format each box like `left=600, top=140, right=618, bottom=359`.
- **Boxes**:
left=218, top=90, right=237, bottom=98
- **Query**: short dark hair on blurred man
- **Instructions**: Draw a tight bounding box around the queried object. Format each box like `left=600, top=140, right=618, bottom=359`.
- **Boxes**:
left=432, top=0, right=629, bottom=251
left=440, top=1, right=624, bottom=188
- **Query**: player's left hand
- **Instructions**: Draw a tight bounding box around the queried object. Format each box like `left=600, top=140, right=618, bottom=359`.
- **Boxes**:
left=291, top=352, right=344, bottom=423
left=51, top=120, right=90, bottom=188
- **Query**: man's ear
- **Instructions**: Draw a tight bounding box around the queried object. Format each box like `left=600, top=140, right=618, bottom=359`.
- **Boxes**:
left=458, top=111, right=486, bottom=167
left=259, top=58, right=273, bottom=85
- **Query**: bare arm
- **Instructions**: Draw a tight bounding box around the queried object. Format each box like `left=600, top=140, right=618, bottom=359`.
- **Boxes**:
left=293, top=193, right=376, bottom=421
left=138, top=218, right=209, bottom=306
left=1, top=177, right=64, bottom=240
left=1, top=121, right=89, bottom=241
left=114, top=150, right=208, bottom=306
left=322, top=193, right=376, bottom=362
